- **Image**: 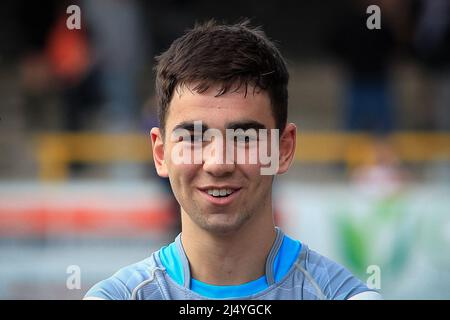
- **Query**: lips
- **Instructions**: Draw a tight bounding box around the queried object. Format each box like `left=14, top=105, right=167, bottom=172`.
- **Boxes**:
left=197, top=186, right=241, bottom=206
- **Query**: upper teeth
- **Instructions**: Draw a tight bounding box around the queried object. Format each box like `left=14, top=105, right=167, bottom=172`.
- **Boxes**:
left=207, top=189, right=233, bottom=197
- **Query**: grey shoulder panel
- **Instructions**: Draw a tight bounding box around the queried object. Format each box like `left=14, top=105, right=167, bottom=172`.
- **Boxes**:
left=85, top=254, right=166, bottom=300
left=297, top=245, right=372, bottom=300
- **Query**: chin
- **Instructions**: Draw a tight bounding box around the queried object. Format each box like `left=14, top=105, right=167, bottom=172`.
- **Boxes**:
left=201, top=223, right=241, bottom=236
left=194, top=211, right=252, bottom=235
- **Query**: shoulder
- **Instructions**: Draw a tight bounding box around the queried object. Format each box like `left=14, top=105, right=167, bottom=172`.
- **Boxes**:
left=84, top=253, right=165, bottom=300
left=296, top=245, right=381, bottom=300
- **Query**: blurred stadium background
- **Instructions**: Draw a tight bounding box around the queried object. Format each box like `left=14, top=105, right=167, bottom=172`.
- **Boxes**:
left=0, top=0, right=449, bottom=299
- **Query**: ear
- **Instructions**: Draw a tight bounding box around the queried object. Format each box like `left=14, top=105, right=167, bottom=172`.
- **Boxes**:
left=277, top=123, right=297, bottom=175
left=150, top=127, right=169, bottom=178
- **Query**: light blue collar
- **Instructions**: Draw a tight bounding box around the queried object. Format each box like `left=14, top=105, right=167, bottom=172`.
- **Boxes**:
left=158, top=227, right=301, bottom=298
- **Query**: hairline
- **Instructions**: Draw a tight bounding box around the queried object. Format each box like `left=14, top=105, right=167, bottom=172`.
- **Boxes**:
left=160, top=81, right=284, bottom=139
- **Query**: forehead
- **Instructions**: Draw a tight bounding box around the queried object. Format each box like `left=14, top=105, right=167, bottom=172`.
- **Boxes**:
left=166, top=83, right=275, bottom=129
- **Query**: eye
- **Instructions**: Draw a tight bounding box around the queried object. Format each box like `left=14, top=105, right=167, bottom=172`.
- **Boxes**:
left=233, top=134, right=257, bottom=144
left=177, top=132, right=203, bottom=143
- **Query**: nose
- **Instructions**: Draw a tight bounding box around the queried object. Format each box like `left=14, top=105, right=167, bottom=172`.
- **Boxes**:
left=202, top=143, right=236, bottom=177
left=203, top=161, right=235, bottom=177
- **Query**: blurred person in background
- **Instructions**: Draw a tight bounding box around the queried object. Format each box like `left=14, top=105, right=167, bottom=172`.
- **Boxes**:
left=17, top=1, right=101, bottom=177
left=329, top=0, right=409, bottom=134
left=82, top=0, right=149, bottom=180
left=83, top=0, right=146, bottom=133
left=18, top=0, right=100, bottom=132
left=329, top=0, right=416, bottom=189
left=45, top=4, right=100, bottom=132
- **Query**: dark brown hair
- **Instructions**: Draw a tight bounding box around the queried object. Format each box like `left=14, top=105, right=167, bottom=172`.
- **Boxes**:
left=155, top=19, right=289, bottom=135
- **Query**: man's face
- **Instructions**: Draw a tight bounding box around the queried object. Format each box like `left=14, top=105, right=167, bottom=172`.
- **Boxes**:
left=152, top=84, right=285, bottom=235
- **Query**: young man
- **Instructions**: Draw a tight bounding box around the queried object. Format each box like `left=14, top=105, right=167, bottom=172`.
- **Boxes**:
left=85, top=20, right=381, bottom=300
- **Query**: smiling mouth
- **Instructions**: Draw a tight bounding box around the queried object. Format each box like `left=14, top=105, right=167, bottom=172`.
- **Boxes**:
left=200, top=187, right=241, bottom=205
left=206, top=188, right=235, bottom=198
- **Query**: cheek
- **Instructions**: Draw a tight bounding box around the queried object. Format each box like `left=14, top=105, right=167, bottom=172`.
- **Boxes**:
left=165, top=143, right=196, bottom=175
left=238, top=163, right=264, bottom=180
left=167, top=163, right=199, bottom=187
left=167, top=165, right=197, bottom=207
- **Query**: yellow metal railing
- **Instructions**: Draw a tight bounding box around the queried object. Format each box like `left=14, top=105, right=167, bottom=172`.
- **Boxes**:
left=35, top=132, right=450, bottom=180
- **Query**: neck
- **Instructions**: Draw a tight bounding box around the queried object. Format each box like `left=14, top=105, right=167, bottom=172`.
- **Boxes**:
left=180, top=212, right=276, bottom=286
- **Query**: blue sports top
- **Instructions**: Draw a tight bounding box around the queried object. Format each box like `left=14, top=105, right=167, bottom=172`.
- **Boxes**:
left=85, top=228, right=381, bottom=300
left=159, top=229, right=301, bottom=298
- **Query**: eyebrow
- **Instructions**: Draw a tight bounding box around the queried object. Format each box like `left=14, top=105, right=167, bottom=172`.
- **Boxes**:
left=171, top=120, right=266, bottom=133
left=226, top=120, right=267, bottom=131
left=172, top=122, right=209, bottom=133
